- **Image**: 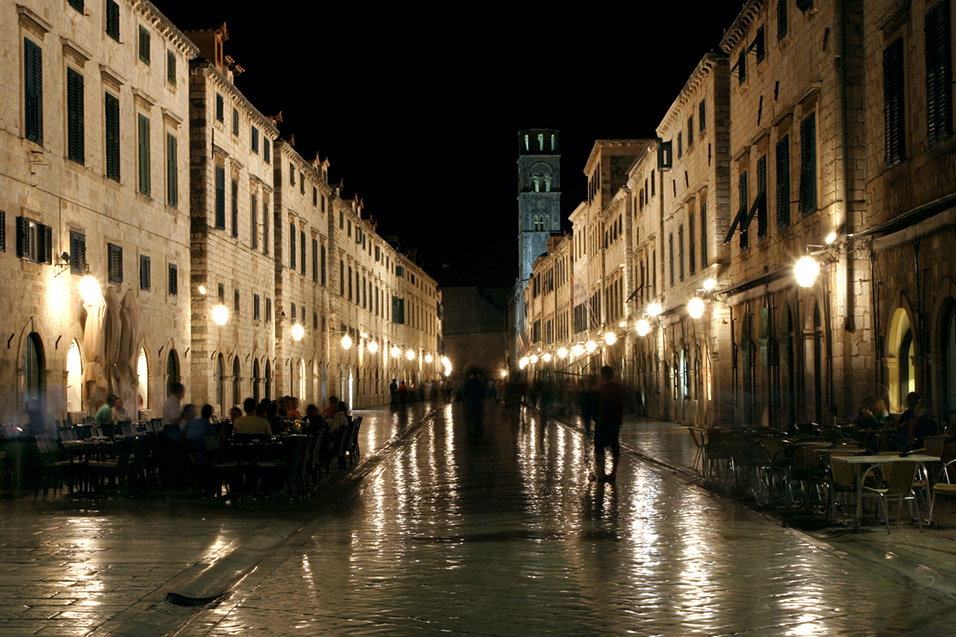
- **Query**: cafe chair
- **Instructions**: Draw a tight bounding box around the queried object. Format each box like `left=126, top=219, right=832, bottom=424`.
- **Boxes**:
left=687, top=427, right=707, bottom=474
left=929, top=459, right=956, bottom=525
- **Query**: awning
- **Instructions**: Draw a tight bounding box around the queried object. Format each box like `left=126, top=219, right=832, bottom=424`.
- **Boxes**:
left=853, top=192, right=956, bottom=239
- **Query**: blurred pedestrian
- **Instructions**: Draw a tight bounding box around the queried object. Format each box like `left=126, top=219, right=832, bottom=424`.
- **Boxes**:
left=595, top=366, right=624, bottom=482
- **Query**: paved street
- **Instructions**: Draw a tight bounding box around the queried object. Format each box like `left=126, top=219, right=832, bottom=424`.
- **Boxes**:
left=182, top=403, right=956, bottom=636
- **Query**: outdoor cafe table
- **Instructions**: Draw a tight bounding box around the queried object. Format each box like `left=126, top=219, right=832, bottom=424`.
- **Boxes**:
left=830, top=453, right=939, bottom=530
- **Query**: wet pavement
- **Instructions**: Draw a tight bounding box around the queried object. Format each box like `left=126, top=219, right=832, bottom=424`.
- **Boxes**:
left=178, top=403, right=956, bottom=636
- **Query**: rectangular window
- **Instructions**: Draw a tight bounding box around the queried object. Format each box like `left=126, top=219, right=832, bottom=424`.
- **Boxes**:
left=266, top=297, right=272, bottom=322
left=754, top=26, right=766, bottom=62
left=339, top=260, right=344, bottom=295
left=234, top=289, right=240, bottom=313
left=254, top=294, right=260, bottom=320
left=290, top=222, right=296, bottom=270
left=66, top=68, right=84, bottom=164
left=107, top=243, right=122, bottom=283
left=70, top=231, right=86, bottom=274
left=926, top=1, right=952, bottom=145
left=215, top=93, right=223, bottom=122
left=137, top=114, right=150, bottom=195
left=312, top=186, right=317, bottom=206
left=290, top=162, right=295, bottom=185
left=678, top=225, right=685, bottom=281
left=312, top=238, right=318, bottom=282
left=166, top=133, right=178, bottom=207
left=251, top=126, right=259, bottom=153
left=218, top=283, right=224, bottom=302
left=106, top=0, right=120, bottom=40
left=756, top=155, right=768, bottom=239
left=263, top=138, right=270, bottom=163
left=799, top=112, right=817, bottom=215
left=262, top=195, right=269, bottom=254
left=300, top=230, right=305, bottom=275
left=395, top=265, right=404, bottom=278
left=168, top=264, right=177, bottom=296
left=777, top=0, right=788, bottom=40
left=348, top=265, right=353, bottom=301
left=883, top=38, right=905, bottom=165
left=68, top=0, right=83, bottom=12
left=668, top=233, right=674, bottom=287
left=166, top=50, right=176, bottom=85
left=299, top=172, right=305, bottom=194
left=688, top=211, right=696, bottom=275
left=138, top=26, right=150, bottom=64
left=677, top=131, right=683, bottom=158
left=231, top=179, right=238, bottom=237
left=139, top=254, right=150, bottom=290
left=16, top=217, right=51, bottom=263
left=24, top=39, right=43, bottom=145
left=321, top=244, right=327, bottom=286
left=105, top=93, right=120, bottom=181
left=775, top=135, right=790, bottom=230
left=699, top=100, right=706, bottom=132
left=737, top=50, right=747, bottom=83
left=251, top=193, right=258, bottom=249
left=214, top=166, right=225, bottom=229
left=392, top=296, right=405, bottom=324
left=232, top=108, right=238, bottom=135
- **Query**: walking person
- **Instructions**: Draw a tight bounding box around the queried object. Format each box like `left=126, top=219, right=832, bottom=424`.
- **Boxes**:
left=594, top=365, right=624, bottom=482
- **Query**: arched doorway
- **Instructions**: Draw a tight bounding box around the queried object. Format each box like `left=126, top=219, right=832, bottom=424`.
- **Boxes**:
left=166, top=349, right=180, bottom=395
left=66, top=339, right=83, bottom=413
left=264, top=360, right=272, bottom=400
left=215, top=354, right=225, bottom=416
left=232, top=357, right=241, bottom=409
left=23, top=332, right=45, bottom=407
left=887, top=307, right=916, bottom=412
left=252, top=359, right=261, bottom=403
left=943, top=302, right=956, bottom=424
left=137, top=347, right=149, bottom=412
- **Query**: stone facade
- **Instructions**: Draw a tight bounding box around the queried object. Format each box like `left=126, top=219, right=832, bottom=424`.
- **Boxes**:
left=0, top=5, right=443, bottom=426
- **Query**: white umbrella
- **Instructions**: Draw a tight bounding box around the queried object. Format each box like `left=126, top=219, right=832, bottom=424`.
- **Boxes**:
left=115, top=290, right=139, bottom=406
left=82, top=284, right=108, bottom=409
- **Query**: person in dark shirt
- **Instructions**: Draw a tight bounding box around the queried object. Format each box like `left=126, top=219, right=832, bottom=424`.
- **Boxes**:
left=595, top=365, right=625, bottom=482
left=183, top=404, right=216, bottom=462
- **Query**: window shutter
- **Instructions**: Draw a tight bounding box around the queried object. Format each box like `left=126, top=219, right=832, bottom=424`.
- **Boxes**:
left=70, top=231, right=86, bottom=273
left=137, top=114, right=150, bottom=195
left=883, top=39, right=905, bottom=165
left=262, top=196, right=269, bottom=254
left=926, top=1, right=952, bottom=144
left=106, top=0, right=119, bottom=40
left=312, top=238, right=318, bottom=282
left=289, top=222, right=296, bottom=270
left=138, top=27, right=150, bottom=64
left=264, top=138, right=270, bottom=163
left=16, top=217, right=27, bottom=258
left=799, top=113, right=817, bottom=215
left=775, top=135, right=790, bottom=230
left=250, top=194, right=258, bottom=249
left=24, top=39, right=43, bottom=145
left=215, top=93, right=223, bottom=122
left=105, top=93, right=120, bottom=181
left=108, top=244, right=122, bottom=282
left=168, top=264, right=177, bottom=296
left=166, top=50, right=176, bottom=85
left=300, top=230, right=306, bottom=275
left=166, top=134, right=178, bottom=207
left=689, top=212, right=696, bottom=275
left=0, top=211, right=5, bottom=252
left=756, top=155, right=768, bottom=239
left=738, top=171, right=749, bottom=249
left=231, top=179, right=238, bottom=237
left=678, top=225, right=684, bottom=281
left=321, top=245, right=326, bottom=286
left=40, top=223, right=52, bottom=264
left=232, top=108, right=238, bottom=135
left=140, top=255, right=150, bottom=290
left=67, top=69, right=84, bottom=163
left=215, top=166, right=225, bottom=229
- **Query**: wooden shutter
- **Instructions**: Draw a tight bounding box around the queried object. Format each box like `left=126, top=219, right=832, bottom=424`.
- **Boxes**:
left=777, top=0, right=788, bottom=39
left=168, top=264, right=177, bottom=296
left=775, top=135, right=790, bottom=230
left=137, top=114, right=150, bottom=195
left=262, top=196, right=269, bottom=254
left=24, top=39, right=43, bottom=145
left=756, top=155, right=768, bottom=239
left=300, top=230, right=306, bottom=275
left=230, top=179, right=238, bottom=237
left=689, top=212, right=696, bottom=275
left=70, top=231, right=86, bottom=273
left=108, top=244, right=122, bottom=282
left=140, top=255, right=150, bottom=290
left=678, top=226, right=684, bottom=281
left=700, top=203, right=707, bottom=268
left=16, top=217, right=27, bottom=258
left=289, top=222, right=296, bottom=269
left=321, top=245, right=326, bottom=286
left=799, top=113, right=817, bottom=214
left=166, top=134, right=177, bottom=207
left=66, top=69, right=84, bottom=163
left=105, top=93, right=120, bottom=181
left=106, top=0, right=120, bottom=40
left=166, top=50, right=176, bottom=85
left=312, top=239, right=318, bottom=282
left=138, top=27, right=150, bottom=64
left=250, top=194, right=258, bottom=249
left=215, top=93, right=223, bottom=122
left=883, top=39, right=905, bottom=165
left=214, top=166, right=225, bottom=229
left=41, top=223, right=52, bottom=264
left=738, top=171, right=749, bottom=249
left=926, top=1, right=952, bottom=144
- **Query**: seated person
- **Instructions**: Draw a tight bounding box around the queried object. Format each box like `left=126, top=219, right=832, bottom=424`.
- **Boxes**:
left=266, top=402, right=283, bottom=435
left=303, top=404, right=326, bottom=436
left=234, top=397, right=272, bottom=438
left=321, top=396, right=340, bottom=420
left=330, top=401, right=350, bottom=471
left=111, top=396, right=131, bottom=422
left=850, top=396, right=881, bottom=431
left=897, top=391, right=921, bottom=431
left=907, top=399, right=939, bottom=446
left=95, top=395, right=116, bottom=426
left=183, top=404, right=216, bottom=461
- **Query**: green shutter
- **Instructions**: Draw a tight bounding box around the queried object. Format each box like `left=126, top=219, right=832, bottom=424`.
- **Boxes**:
left=215, top=93, right=223, bottom=122
left=777, top=0, right=788, bottom=39
left=926, top=1, right=952, bottom=144
left=166, top=50, right=176, bottom=85
left=140, top=255, right=150, bottom=290
left=756, top=155, right=767, bottom=239
left=105, top=93, right=120, bottom=181
left=138, top=27, right=150, bottom=64
left=166, top=133, right=177, bottom=207
left=775, top=135, right=790, bottom=230
left=799, top=113, right=817, bottom=215
left=689, top=212, right=696, bottom=275
left=231, top=179, right=238, bottom=237
left=24, top=39, right=42, bottom=145
left=883, top=39, right=905, bottom=165
left=215, top=166, right=225, bottom=229
left=290, top=222, right=296, bottom=269
left=67, top=68, right=84, bottom=163
left=137, top=114, right=150, bottom=195
left=106, top=0, right=120, bottom=40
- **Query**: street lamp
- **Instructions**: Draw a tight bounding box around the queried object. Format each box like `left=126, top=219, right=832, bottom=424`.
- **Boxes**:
left=291, top=323, right=304, bottom=341
left=530, top=354, right=539, bottom=364
left=542, top=353, right=552, bottom=362
left=647, top=302, right=663, bottom=317
left=585, top=340, right=597, bottom=353
left=341, top=333, right=353, bottom=350
left=405, top=348, right=415, bottom=361
left=636, top=318, right=651, bottom=336
left=424, top=353, right=433, bottom=364
left=795, top=255, right=819, bottom=288
left=367, top=341, right=379, bottom=354
left=825, top=231, right=838, bottom=245
left=687, top=297, right=705, bottom=320
left=604, top=331, right=617, bottom=345
left=557, top=347, right=569, bottom=359
left=519, top=357, right=529, bottom=370
left=572, top=344, right=584, bottom=357
left=391, top=345, right=401, bottom=358
left=703, top=277, right=717, bottom=292
left=212, top=304, right=229, bottom=326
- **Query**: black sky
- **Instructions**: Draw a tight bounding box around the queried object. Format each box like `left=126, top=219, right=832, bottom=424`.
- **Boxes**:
left=155, top=1, right=744, bottom=287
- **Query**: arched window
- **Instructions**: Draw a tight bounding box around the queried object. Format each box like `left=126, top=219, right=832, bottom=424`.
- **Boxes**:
left=167, top=349, right=180, bottom=395
left=265, top=360, right=272, bottom=400
left=944, top=303, right=956, bottom=422
left=253, top=359, right=261, bottom=403
left=299, top=360, right=306, bottom=399
left=537, top=133, right=544, bottom=150
left=887, top=308, right=916, bottom=412
left=67, top=339, right=83, bottom=413
left=137, top=347, right=149, bottom=411
left=23, top=332, right=45, bottom=407
left=215, top=354, right=224, bottom=413
left=232, top=357, right=240, bottom=409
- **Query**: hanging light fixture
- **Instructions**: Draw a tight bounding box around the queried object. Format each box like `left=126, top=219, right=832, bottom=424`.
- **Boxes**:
left=636, top=319, right=651, bottom=336
left=585, top=340, right=597, bottom=353
left=291, top=323, right=304, bottom=341
left=391, top=345, right=401, bottom=358
left=795, top=255, right=820, bottom=288
left=557, top=347, right=569, bottom=359
left=572, top=344, right=584, bottom=357
left=687, top=297, right=705, bottom=319
left=367, top=341, right=379, bottom=354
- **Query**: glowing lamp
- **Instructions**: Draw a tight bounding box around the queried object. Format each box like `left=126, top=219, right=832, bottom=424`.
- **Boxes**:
left=542, top=353, right=552, bottom=362
left=604, top=332, right=617, bottom=345
left=519, top=357, right=529, bottom=370
left=406, top=349, right=415, bottom=360
left=585, top=340, right=597, bottom=353
left=557, top=347, right=569, bottom=359
left=500, top=369, right=508, bottom=378
left=212, top=304, right=229, bottom=326
left=197, top=284, right=207, bottom=295
left=530, top=354, right=539, bottom=364
left=391, top=345, right=401, bottom=358
left=341, top=333, right=353, bottom=349
left=425, top=353, right=434, bottom=364
left=367, top=341, right=379, bottom=354
left=825, top=231, right=838, bottom=245
left=618, top=321, right=626, bottom=328
left=79, top=275, right=102, bottom=306
left=636, top=318, right=651, bottom=336
left=703, top=277, right=717, bottom=292
left=795, top=256, right=820, bottom=288
left=647, top=302, right=663, bottom=317
left=291, top=323, right=304, bottom=341
left=571, top=344, right=584, bottom=357
left=687, top=297, right=705, bottom=320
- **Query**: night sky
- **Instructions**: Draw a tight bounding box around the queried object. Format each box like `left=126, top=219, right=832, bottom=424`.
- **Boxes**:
left=155, top=1, right=744, bottom=287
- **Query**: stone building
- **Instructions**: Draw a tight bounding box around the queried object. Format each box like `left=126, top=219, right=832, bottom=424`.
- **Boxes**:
left=862, top=0, right=956, bottom=423
left=630, top=51, right=733, bottom=426
left=0, top=0, right=197, bottom=423
left=441, top=286, right=510, bottom=379
left=719, top=0, right=868, bottom=427
left=185, top=24, right=279, bottom=417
